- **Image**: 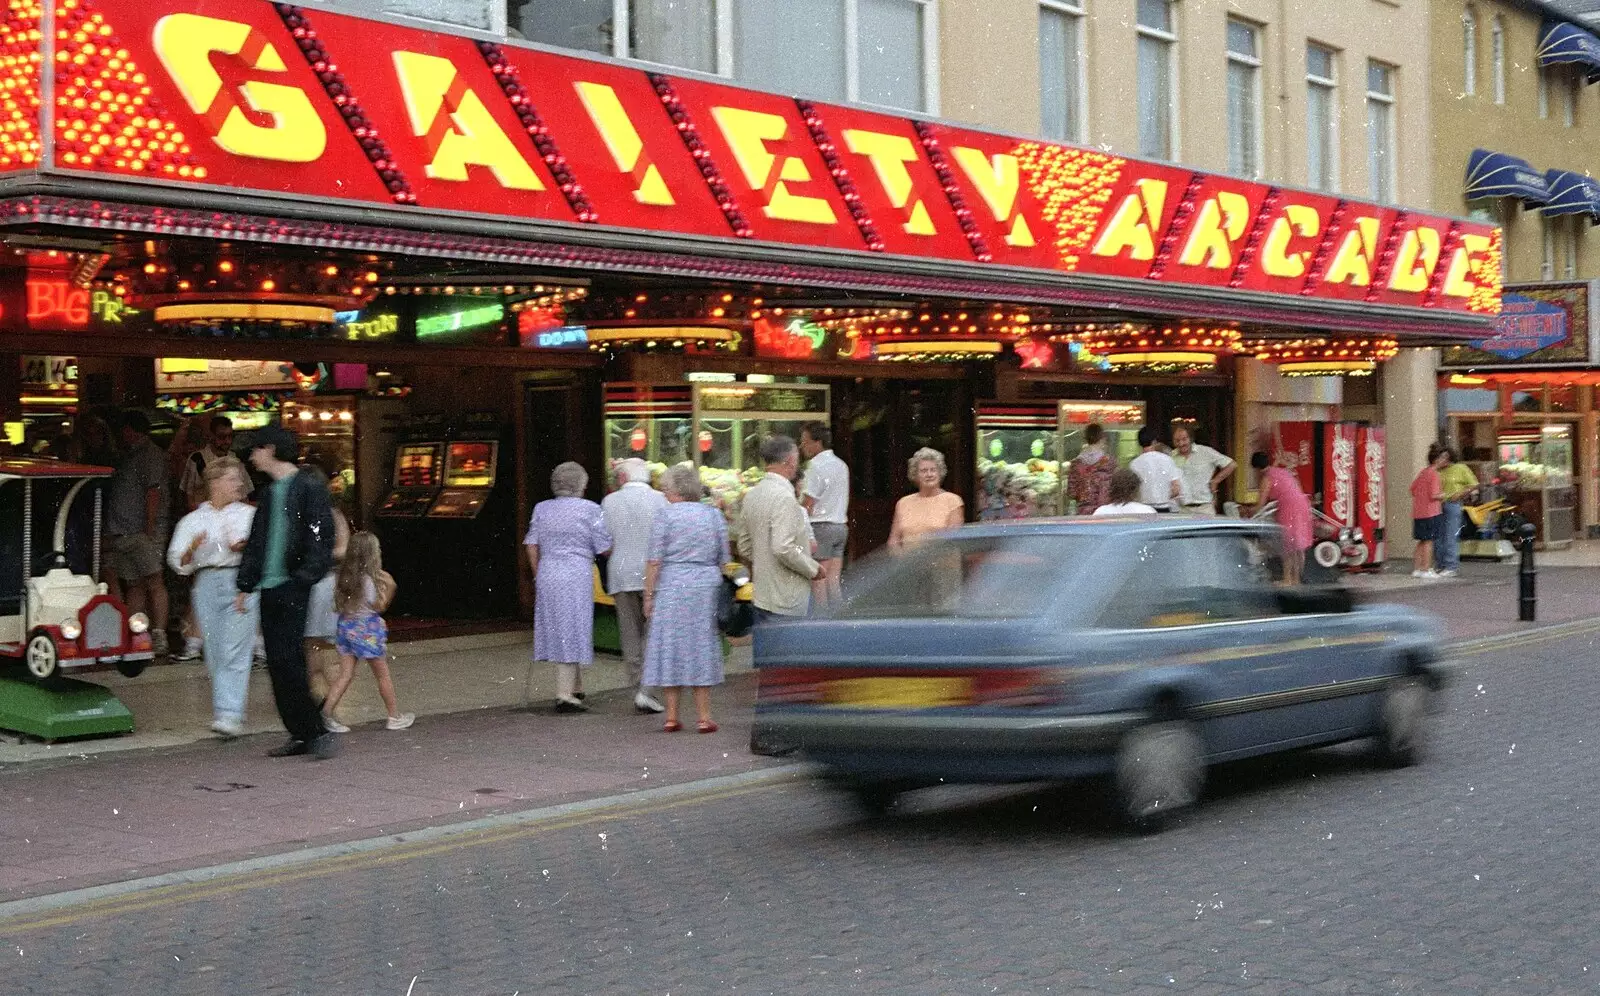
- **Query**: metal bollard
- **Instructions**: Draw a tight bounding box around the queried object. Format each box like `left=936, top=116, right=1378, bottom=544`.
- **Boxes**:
left=1518, top=522, right=1537, bottom=622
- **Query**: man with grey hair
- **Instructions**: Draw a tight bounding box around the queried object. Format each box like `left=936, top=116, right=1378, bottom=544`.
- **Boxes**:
left=735, top=435, right=823, bottom=622
left=601, top=458, right=668, bottom=713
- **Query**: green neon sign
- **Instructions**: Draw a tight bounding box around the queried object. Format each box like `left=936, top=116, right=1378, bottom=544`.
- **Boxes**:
left=416, top=302, right=504, bottom=337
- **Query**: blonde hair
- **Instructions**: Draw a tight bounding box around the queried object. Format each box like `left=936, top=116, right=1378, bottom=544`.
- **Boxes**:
left=202, top=454, right=248, bottom=491
left=907, top=447, right=947, bottom=485
left=335, top=531, right=384, bottom=615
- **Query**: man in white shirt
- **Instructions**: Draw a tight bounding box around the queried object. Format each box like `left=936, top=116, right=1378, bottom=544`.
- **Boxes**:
left=1128, top=427, right=1182, bottom=512
left=600, top=458, right=669, bottom=714
left=179, top=416, right=234, bottom=511
left=799, top=421, right=848, bottom=610
left=1092, top=468, right=1157, bottom=515
left=1171, top=425, right=1236, bottom=514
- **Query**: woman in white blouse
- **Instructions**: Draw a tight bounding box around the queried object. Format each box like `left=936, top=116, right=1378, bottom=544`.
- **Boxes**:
left=166, top=455, right=257, bottom=738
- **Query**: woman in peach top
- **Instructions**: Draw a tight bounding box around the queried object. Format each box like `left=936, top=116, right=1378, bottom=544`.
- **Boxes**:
left=888, top=447, right=965, bottom=548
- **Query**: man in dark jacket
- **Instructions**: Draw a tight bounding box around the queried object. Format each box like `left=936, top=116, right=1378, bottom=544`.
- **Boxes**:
left=234, top=426, right=338, bottom=759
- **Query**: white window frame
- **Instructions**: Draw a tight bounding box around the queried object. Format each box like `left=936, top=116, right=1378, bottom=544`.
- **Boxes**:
left=555, top=0, right=727, bottom=74
left=1566, top=74, right=1579, bottom=128
left=1562, top=215, right=1580, bottom=278
left=1463, top=8, right=1477, bottom=96
left=1491, top=15, right=1505, bottom=105
left=1136, top=0, right=1180, bottom=161
left=1307, top=43, right=1339, bottom=194
left=1226, top=17, right=1263, bottom=179
left=1542, top=216, right=1557, bottom=281
left=1365, top=60, right=1396, bottom=204
left=1538, top=66, right=1550, bottom=119
left=1040, top=0, right=1088, bottom=144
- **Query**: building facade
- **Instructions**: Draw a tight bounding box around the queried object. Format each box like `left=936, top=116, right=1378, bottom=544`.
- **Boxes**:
left=1432, top=0, right=1600, bottom=546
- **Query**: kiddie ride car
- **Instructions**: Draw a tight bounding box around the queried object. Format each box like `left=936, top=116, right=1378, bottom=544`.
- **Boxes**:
left=0, top=460, right=154, bottom=681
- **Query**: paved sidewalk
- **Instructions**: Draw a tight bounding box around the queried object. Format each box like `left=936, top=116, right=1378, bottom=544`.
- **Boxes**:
left=1343, top=558, right=1600, bottom=644
left=0, top=674, right=775, bottom=901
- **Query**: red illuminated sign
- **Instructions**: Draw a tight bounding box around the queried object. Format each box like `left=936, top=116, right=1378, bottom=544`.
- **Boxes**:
left=26, top=279, right=89, bottom=329
left=19, top=0, right=1502, bottom=320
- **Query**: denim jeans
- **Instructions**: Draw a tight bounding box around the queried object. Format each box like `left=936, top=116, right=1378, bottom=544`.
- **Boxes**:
left=193, top=567, right=257, bottom=725
left=1436, top=501, right=1464, bottom=572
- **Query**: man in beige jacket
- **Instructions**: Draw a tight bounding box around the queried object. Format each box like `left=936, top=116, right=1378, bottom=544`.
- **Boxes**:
left=736, top=435, right=825, bottom=622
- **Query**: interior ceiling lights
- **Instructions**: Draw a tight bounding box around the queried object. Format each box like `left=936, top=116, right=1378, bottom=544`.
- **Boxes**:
left=583, top=324, right=738, bottom=352
left=1245, top=337, right=1400, bottom=378
left=1055, top=323, right=1243, bottom=373
left=871, top=337, right=1004, bottom=362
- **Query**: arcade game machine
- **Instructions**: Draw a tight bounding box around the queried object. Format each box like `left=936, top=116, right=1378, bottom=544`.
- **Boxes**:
left=1060, top=400, right=1146, bottom=468
left=421, top=415, right=518, bottom=619
left=374, top=424, right=448, bottom=619
left=974, top=403, right=1062, bottom=520
left=281, top=396, right=359, bottom=521
left=694, top=382, right=830, bottom=509
left=602, top=383, right=693, bottom=488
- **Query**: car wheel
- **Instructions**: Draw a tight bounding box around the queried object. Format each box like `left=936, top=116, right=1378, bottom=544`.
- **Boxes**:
left=1376, top=675, right=1431, bottom=767
left=1113, top=721, right=1205, bottom=831
left=1312, top=540, right=1343, bottom=569
left=24, top=632, right=57, bottom=681
left=116, top=659, right=148, bottom=678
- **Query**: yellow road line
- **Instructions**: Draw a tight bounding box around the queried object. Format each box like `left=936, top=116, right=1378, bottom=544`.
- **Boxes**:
left=1452, top=618, right=1600, bottom=658
left=0, top=778, right=791, bottom=935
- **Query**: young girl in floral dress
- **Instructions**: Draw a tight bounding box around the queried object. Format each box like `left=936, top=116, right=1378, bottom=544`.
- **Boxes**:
left=320, top=532, right=414, bottom=731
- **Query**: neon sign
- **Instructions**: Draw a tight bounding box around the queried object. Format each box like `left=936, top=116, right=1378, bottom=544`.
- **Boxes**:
left=534, top=326, right=588, bottom=348
left=416, top=302, right=504, bottom=337
left=26, top=279, right=89, bottom=328
left=340, top=313, right=400, bottom=341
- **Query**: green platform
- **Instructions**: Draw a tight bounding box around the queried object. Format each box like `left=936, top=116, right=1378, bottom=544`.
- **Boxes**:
left=0, top=674, right=135, bottom=740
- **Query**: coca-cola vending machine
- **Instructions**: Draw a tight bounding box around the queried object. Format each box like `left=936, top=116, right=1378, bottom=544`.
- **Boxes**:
left=1271, top=421, right=1386, bottom=569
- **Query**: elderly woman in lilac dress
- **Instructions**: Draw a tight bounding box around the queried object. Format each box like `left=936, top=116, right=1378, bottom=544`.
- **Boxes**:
left=525, top=461, right=613, bottom=713
left=643, top=464, right=729, bottom=734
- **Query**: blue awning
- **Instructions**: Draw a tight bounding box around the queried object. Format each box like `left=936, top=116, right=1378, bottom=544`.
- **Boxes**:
left=1465, top=150, right=1552, bottom=204
left=1543, top=169, right=1600, bottom=220
left=1538, top=21, right=1600, bottom=83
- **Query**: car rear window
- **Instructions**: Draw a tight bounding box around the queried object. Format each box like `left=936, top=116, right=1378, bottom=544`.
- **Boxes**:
left=835, top=535, right=1087, bottom=620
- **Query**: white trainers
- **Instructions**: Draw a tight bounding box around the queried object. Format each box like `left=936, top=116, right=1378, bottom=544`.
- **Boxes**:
left=385, top=713, right=415, bottom=731
left=210, top=718, right=242, bottom=739
left=1437, top=569, right=1459, bottom=578
left=322, top=714, right=350, bottom=734
left=634, top=692, right=665, bottom=714
left=1411, top=569, right=1439, bottom=579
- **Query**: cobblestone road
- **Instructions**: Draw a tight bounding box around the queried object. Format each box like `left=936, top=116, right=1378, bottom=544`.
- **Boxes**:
left=6, top=627, right=1600, bottom=995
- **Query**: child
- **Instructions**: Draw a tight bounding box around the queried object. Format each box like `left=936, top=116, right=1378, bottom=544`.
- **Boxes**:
left=320, top=532, right=414, bottom=732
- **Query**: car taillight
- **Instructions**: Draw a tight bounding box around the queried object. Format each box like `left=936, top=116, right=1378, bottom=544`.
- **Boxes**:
left=758, top=667, right=831, bottom=705
left=971, top=668, right=1068, bottom=707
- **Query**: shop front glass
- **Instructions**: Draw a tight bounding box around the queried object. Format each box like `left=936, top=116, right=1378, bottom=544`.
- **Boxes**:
left=601, top=384, right=693, bottom=489
left=975, top=406, right=1060, bottom=519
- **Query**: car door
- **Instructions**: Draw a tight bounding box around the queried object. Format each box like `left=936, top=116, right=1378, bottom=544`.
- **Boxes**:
left=1097, top=530, right=1347, bottom=758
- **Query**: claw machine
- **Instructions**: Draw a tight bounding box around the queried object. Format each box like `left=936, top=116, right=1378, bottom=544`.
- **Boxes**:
left=281, top=396, right=359, bottom=520
left=1498, top=426, right=1576, bottom=548
left=975, top=404, right=1062, bottom=519
left=602, top=384, right=694, bottom=488
left=693, top=383, right=830, bottom=509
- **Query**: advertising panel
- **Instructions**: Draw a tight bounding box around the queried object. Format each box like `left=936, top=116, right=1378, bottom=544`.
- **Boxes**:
left=1441, top=282, right=1592, bottom=367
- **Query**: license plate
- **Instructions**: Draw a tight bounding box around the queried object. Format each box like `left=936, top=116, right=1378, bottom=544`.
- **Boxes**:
left=823, top=677, right=973, bottom=709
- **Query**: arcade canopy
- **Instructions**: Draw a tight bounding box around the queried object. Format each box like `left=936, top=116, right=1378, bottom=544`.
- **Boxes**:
left=0, top=0, right=1503, bottom=337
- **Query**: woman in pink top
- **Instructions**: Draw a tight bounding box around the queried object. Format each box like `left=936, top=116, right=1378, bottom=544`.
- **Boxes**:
left=1409, top=445, right=1448, bottom=579
left=1250, top=452, right=1312, bottom=585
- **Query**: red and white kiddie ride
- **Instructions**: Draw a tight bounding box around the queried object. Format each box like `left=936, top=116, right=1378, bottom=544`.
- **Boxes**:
left=0, top=460, right=154, bottom=681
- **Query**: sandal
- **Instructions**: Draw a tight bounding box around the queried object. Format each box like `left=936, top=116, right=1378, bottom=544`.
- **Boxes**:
left=663, top=720, right=682, bottom=733
left=696, top=720, right=718, bottom=734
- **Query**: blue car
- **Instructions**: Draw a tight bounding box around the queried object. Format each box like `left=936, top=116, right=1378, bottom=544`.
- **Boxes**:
left=753, top=517, right=1446, bottom=828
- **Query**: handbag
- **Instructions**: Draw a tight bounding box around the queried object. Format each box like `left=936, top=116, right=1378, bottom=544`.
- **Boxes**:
left=717, top=566, right=753, bottom=638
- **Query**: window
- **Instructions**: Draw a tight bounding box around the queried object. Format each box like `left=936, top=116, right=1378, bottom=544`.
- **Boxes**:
left=1566, top=75, right=1580, bottom=127
left=1539, top=67, right=1550, bottom=119
left=1136, top=0, right=1178, bottom=160
left=1542, top=216, right=1557, bottom=280
left=517, top=0, right=718, bottom=73
left=520, top=0, right=938, bottom=111
left=1040, top=1, right=1086, bottom=143
left=1226, top=19, right=1262, bottom=178
left=837, top=535, right=1090, bottom=619
left=1491, top=16, right=1505, bottom=104
left=1100, top=534, right=1282, bottom=629
left=1366, top=61, right=1395, bottom=203
left=1463, top=9, right=1477, bottom=95
left=1306, top=44, right=1338, bottom=193
left=734, top=0, right=936, bottom=111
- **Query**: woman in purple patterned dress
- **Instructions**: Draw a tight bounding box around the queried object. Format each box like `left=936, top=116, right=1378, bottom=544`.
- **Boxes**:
left=643, top=464, right=729, bottom=734
left=525, top=461, right=612, bottom=713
